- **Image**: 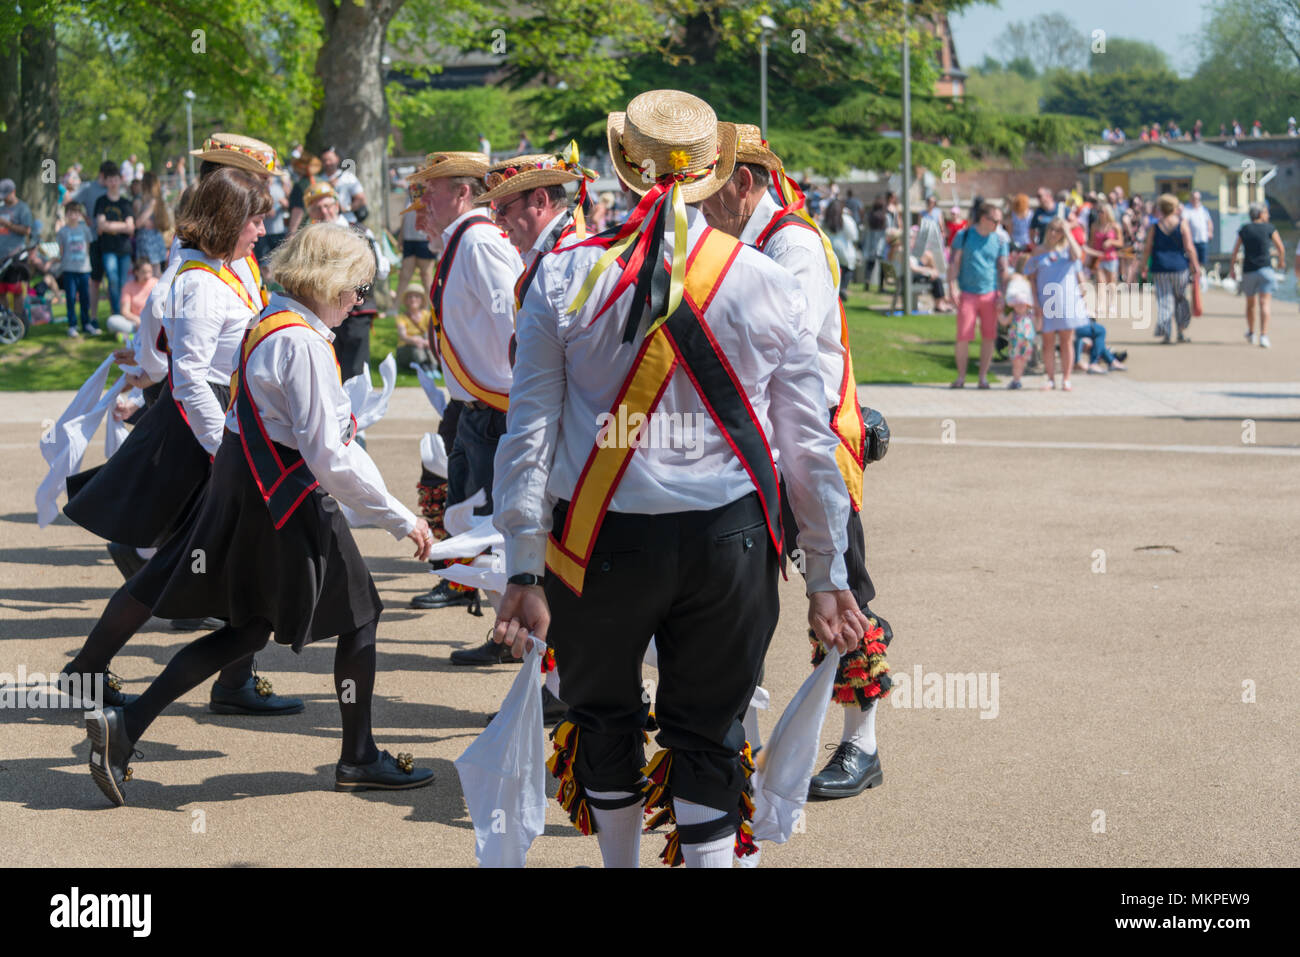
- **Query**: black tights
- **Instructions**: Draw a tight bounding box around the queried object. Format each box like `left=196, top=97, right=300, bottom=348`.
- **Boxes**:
left=65, top=585, right=254, bottom=690
left=121, top=617, right=380, bottom=765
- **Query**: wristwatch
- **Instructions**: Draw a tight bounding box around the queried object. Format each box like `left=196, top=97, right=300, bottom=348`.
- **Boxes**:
left=508, top=573, right=544, bottom=587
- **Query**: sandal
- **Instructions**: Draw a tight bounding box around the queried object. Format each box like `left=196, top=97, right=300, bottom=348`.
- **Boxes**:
left=1062, top=380, right=1073, bottom=391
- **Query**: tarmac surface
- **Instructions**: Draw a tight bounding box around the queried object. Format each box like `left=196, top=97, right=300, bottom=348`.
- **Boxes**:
left=1, top=288, right=1296, bottom=867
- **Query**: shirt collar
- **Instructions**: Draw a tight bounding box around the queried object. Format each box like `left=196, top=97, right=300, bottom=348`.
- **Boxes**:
left=269, top=292, right=336, bottom=342
left=531, top=209, right=571, bottom=254
left=738, top=191, right=782, bottom=246
left=177, top=247, right=225, bottom=270
left=442, top=207, right=487, bottom=244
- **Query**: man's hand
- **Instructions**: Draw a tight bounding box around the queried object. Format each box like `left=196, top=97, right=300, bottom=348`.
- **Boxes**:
left=406, top=518, right=434, bottom=561
left=123, top=372, right=152, bottom=390
left=112, top=347, right=135, bottom=366
left=808, top=589, right=869, bottom=655
left=112, top=395, right=142, bottom=421
left=493, top=583, right=551, bottom=659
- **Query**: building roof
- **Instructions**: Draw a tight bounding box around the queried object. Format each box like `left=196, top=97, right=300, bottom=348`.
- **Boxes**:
left=1088, top=140, right=1275, bottom=172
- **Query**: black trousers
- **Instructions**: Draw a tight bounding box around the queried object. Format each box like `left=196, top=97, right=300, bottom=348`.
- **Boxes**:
left=447, top=403, right=505, bottom=512
left=779, top=478, right=875, bottom=610
left=547, top=492, right=779, bottom=812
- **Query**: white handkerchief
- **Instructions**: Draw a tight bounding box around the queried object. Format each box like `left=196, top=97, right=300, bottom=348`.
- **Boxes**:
left=413, top=363, right=448, bottom=416
left=749, top=649, right=841, bottom=844
left=454, top=641, right=548, bottom=867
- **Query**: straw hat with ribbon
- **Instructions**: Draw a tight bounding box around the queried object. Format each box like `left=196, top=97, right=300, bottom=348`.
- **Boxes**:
left=728, top=121, right=841, bottom=289
left=190, top=133, right=281, bottom=176
left=401, top=151, right=490, bottom=214
left=302, top=180, right=338, bottom=209
left=567, top=90, right=737, bottom=343
left=474, top=142, right=597, bottom=236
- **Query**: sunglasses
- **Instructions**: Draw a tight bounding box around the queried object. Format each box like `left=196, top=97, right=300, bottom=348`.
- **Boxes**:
left=353, top=283, right=372, bottom=301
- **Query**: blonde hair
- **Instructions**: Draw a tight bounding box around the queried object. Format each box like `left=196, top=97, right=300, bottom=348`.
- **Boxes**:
left=270, top=223, right=375, bottom=304
left=1156, top=193, right=1179, bottom=216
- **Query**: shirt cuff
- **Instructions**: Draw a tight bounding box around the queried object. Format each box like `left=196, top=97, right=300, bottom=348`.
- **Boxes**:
left=803, top=550, right=849, bottom=595
left=505, top=533, right=548, bottom=578
left=385, top=505, right=418, bottom=541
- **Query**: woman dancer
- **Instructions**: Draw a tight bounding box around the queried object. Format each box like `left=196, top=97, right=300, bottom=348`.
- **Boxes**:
left=63, top=166, right=301, bottom=715
left=84, top=224, right=435, bottom=806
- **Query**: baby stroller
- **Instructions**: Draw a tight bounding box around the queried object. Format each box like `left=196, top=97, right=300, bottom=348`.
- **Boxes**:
left=0, top=244, right=36, bottom=345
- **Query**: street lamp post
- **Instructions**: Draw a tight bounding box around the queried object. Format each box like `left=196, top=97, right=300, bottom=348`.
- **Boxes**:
left=98, top=113, right=108, bottom=161
left=759, top=15, right=776, bottom=138
left=184, top=90, right=196, bottom=180
left=901, top=0, right=913, bottom=317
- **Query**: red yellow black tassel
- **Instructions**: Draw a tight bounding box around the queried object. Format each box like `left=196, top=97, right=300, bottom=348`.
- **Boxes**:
left=540, top=647, right=556, bottom=675
left=812, top=618, right=892, bottom=710
left=548, top=721, right=596, bottom=835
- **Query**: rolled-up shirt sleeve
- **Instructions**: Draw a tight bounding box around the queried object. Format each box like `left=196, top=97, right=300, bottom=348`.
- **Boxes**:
left=169, top=282, right=230, bottom=456
left=271, top=337, right=417, bottom=540
left=493, top=270, right=565, bottom=576
left=767, top=280, right=850, bottom=594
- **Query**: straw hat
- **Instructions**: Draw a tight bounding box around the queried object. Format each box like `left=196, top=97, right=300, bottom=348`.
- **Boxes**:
left=402, top=151, right=490, bottom=213
left=402, top=280, right=428, bottom=301
left=474, top=151, right=585, bottom=207
left=731, top=123, right=782, bottom=172
left=190, top=133, right=280, bottom=176
left=303, top=180, right=338, bottom=208
left=606, top=90, right=735, bottom=203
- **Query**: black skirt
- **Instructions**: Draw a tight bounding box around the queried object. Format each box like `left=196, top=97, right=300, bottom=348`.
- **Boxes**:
left=131, top=432, right=382, bottom=652
left=63, top=380, right=228, bottom=548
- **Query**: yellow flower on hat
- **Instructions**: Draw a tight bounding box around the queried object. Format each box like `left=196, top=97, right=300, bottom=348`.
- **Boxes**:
left=566, top=140, right=580, bottom=167
left=669, top=149, right=690, bottom=171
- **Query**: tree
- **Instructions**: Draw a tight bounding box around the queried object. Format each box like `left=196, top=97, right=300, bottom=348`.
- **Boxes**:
left=994, top=12, right=1086, bottom=72
left=0, top=1, right=61, bottom=235
left=1042, top=69, right=1181, bottom=131
left=1089, top=37, right=1168, bottom=75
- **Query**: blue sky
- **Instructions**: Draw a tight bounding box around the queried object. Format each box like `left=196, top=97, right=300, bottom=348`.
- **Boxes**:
left=950, top=0, right=1212, bottom=77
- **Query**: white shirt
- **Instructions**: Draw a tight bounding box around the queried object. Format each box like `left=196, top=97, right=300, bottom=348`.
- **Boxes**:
left=740, top=192, right=843, bottom=408
left=494, top=205, right=850, bottom=593
left=162, top=249, right=261, bottom=455
left=137, top=242, right=260, bottom=384
left=1184, top=204, right=1212, bottom=243
left=224, top=294, right=417, bottom=539
left=330, top=169, right=363, bottom=222
left=525, top=209, right=575, bottom=268
left=437, top=209, right=523, bottom=403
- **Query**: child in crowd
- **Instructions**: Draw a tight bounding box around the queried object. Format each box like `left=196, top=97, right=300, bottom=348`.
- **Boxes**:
left=395, top=280, right=435, bottom=372
left=1001, top=273, right=1038, bottom=389
left=107, top=259, right=157, bottom=337
left=56, top=201, right=96, bottom=336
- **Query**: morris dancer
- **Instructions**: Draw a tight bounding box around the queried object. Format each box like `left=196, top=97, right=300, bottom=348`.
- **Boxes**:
left=84, top=224, right=435, bottom=806
left=491, top=90, right=867, bottom=868
left=701, top=124, right=894, bottom=798
left=402, top=152, right=524, bottom=634
left=62, top=163, right=303, bottom=716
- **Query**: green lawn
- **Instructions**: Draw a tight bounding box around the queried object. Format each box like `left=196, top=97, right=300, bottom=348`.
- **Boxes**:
left=1, top=280, right=978, bottom=390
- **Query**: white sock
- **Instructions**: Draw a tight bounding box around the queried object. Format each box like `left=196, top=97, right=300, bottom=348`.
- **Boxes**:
left=136, top=547, right=156, bottom=560
left=842, top=703, right=877, bottom=754
left=736, top=847, right=762, bottom=868
left=675, top=798, right=733, bottom=868
left=742, top=704, right=762, bottom=751
left=587, top=789, right=641, bottom=868
left=543, top=666, right=560, bottom=698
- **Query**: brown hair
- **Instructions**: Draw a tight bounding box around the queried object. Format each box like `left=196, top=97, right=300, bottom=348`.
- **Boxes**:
left=175, top=166, right=272, bottom=259
left=141, top=171, right=170, bottom=233
left=1011, top=193, right=1030, bottom=217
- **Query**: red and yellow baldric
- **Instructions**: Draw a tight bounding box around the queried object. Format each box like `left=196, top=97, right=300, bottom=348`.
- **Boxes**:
left=158, top=256, right=267, bottom=431
left=546, top=227, right=783, bottom=595
left=430, top=215, right=510, bottom=412
left=754, top=208, right=867, bottom=512
left=230, top=308, right=355, bottom=528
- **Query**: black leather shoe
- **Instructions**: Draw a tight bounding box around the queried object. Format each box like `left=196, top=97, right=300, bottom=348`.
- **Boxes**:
left=86, top=706, right=140, bottom=807
left=808, top=742, right=882, bottom=799
left=172, top=617, right=226, bottom=631
left=410, top=580, right=478, bottom=610
left=56, top=668, right=138, bottom=709
left=106, top=542, right=146, bottom=581
left=450, top=637, right=520, bottom=667
left=209, top=675, right=305, bottom=715
left=484, top=685, right=568, bottom=726
left=335, top=749, right=434, bottom=792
